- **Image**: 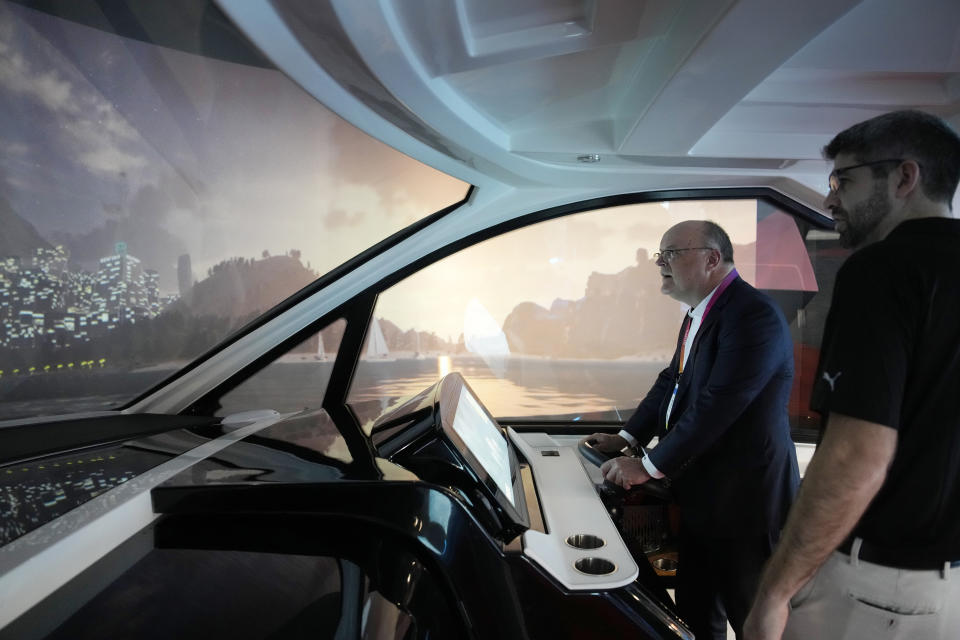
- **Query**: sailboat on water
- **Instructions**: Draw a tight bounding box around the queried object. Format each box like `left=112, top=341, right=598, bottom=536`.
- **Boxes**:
left=413, top=331, right=425, bottom=360
left=314, top=332, right=327, bottom=361
left=366, top=318, right=394, bottom=361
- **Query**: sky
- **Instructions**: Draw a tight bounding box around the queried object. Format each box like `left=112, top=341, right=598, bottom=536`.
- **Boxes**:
left=0, top=2, right=467, bottom=292
left=0, top=3, right=760, bottom=344
left=379, top=200, right=758, bottom=341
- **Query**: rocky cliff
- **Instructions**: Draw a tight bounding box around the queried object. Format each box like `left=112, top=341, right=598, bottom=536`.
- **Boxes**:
left=503, top=249, right=681, bottom=359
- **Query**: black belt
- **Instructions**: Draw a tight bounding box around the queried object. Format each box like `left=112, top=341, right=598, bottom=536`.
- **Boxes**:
left=837, top=537, right=960, bottom=571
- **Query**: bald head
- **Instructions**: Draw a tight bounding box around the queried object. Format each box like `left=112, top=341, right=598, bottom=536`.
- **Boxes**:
left=665, top=220, right=734, bottom=263
left=656, top=220, right=735, bottom=306
left=666, top=220, right=704, bottom=242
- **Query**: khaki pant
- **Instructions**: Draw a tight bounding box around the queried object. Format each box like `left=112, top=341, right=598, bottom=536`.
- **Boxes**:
left=784, top=542, right=960, bottom=639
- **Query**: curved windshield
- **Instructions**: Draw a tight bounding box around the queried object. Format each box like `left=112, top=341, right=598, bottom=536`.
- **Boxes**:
left=348, top=198, right=842, bottom=439
left=0, top=1, right=468, bottom=421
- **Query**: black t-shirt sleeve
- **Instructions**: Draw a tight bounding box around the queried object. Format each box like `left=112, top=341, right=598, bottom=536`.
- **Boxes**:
left=811, top=252, right=913, bottom=430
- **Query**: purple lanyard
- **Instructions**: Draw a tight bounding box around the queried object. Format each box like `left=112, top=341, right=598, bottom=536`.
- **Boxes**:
left=668, top=269, right=739, bottom=428
left=701, top=268, right=739, bottom=322
left=677, top=268, right=738, bottom=375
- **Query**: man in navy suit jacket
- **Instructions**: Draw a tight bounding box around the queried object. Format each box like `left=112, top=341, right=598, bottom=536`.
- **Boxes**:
left=592, top=220, right=799, bottom=640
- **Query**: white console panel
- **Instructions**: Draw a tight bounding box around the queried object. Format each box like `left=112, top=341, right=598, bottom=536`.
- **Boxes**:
left=507, top=429, right=638, bottom=591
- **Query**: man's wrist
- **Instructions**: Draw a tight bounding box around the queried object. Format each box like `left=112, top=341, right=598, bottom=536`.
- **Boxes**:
left=641, top=455, right=665, bottom=479
left=754, top=587, right=792, bottom=614
left=755, top=557, right=804, bottom=606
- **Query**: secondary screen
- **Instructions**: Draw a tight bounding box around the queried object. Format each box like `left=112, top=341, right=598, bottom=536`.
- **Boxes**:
left=451, top=387, right=515, bottom=506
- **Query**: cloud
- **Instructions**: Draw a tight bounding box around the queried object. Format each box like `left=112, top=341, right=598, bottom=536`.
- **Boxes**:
left=322, top=183, right=381, bottom=230
left=0, top=39, right=75, bottom=116
left=78, top=145, right=148, bottom=175
left=58, top=108, right=146, bottom=177
left=93, top=101, right=139, bottom=141
left=0, top=8, right=148, bottom=179
left=4, top=174, right=27, bottom=189
left=326, top=116, right=468, bottom=207
left=325, top=207, right=365, bottom=230
left=30, top=70, right=73, bottom=112
left=0, top=140, right=28, bottom=156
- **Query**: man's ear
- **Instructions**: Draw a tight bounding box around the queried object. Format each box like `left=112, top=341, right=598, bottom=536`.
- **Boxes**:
left=894, top=160, right=921, bottom=199
left=706, top=248, right=722, bottom=270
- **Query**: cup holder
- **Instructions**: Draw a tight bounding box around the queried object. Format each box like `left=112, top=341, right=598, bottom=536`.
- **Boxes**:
left=652, top=557, right=678, bottom=572
left=565, top=534, right=605, bottom=550
left=574, top=557, right=616, bottom=576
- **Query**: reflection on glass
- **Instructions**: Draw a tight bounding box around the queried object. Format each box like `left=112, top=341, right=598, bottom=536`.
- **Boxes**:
left=349, top=200, right=759, bottom=422
left=437, top=355, right=451, bottom=378
left=452, top=386, right=514, bottom=505
left=216, top=319, right=346, bottom=417
left=350, top=199, right=838, bottom=436
left=0, top=2, right=467, bottom=421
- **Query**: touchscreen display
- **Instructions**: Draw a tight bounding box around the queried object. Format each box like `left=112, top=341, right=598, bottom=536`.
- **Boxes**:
left=451, top=386, right=515, bottom=506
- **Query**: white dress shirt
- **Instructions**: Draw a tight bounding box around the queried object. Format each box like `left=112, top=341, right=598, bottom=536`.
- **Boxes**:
left=618, top=280, right=724, bottom=479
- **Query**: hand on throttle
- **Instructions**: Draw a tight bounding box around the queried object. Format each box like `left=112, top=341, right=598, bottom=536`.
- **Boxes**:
left=600, top=457, right=651, bottom=490
left=587, top=432, right=629, bottom=454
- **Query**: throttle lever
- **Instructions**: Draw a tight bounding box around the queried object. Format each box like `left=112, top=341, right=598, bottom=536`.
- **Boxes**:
left=578, top=436, right=673, bottom=502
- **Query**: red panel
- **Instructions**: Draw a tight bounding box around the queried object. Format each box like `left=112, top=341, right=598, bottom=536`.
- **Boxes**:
left=756, top=212, right=818, bottom=292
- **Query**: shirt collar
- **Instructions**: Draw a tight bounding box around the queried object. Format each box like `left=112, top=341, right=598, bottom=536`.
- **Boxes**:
left=688, top=282, right=720, bottom=318
left=688, top=268, right=737, bottom=318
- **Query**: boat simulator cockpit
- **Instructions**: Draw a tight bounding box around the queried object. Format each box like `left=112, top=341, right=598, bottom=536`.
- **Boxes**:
left=1, top=0, right=953, bottom=637
left=1, top=372, right=690, bottom=639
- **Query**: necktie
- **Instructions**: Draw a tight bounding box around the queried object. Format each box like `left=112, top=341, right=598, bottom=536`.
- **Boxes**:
left=665, top=313, right=693, bottom=430
left=677, top=313, right=693, bottom=375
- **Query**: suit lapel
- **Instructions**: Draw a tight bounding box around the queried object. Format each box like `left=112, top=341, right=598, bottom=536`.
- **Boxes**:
left=670, top=277, right=742, bottom=416
left=658, top=313, right=692, bottom=431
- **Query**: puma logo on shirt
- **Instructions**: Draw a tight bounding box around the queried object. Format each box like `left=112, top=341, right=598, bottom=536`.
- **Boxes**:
left=822, top=370, right=842, bottom=392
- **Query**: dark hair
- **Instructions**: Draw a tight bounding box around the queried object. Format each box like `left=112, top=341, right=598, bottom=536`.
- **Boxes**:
left=701, top=220, right=734, bottom=263
left=823, top=110, right=960, bottom=208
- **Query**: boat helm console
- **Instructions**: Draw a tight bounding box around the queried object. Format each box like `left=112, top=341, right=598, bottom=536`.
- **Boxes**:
left=4, top=373, right=691, bottom=639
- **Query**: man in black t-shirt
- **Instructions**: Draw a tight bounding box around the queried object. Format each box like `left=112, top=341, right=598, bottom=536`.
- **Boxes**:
left=745, top=110, right=960, bottom=640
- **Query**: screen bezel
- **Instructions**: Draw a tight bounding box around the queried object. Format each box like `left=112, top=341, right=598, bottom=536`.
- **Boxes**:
left=437, top=373, right=530, bottom=531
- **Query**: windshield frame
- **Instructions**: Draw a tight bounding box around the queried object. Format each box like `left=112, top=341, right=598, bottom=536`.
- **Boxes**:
left=185, top=186, right=832, bottom=426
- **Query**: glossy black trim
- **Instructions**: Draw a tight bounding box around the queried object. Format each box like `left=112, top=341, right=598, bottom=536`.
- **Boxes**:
left=153, top=512, right=473, bottom=638
left=152, top=483, right=532, bottom=639
left=0, top=414, right=217, bottom=467
left=355, top=373, right=531, bottom=539
left=322, top=293, right=381, bottom=476
left=438, top=374, right=531, bottom=536
left=323, top=293, right=376, bottom=411
left=123, top=186, right=474, bottom=410
left=504, top=552, right=684, bottom=639
left=189, top=304, right=382, bottom=477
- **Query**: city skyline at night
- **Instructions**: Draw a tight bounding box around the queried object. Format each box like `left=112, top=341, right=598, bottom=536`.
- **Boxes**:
left=0, top=242, right=172, bottom=354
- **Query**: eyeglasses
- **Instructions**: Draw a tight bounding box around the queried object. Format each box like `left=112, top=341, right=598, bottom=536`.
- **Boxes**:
left=828, top=158, right=903, bottom=193
left=653, top=247, right=714, bottom=263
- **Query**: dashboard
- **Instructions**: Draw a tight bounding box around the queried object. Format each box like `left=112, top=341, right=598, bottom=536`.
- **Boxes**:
left=1, top=374, right=688, bottom=639
left=374, top=372, right=639, bottom=590
left=508, top=429, right=639, bottom=590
